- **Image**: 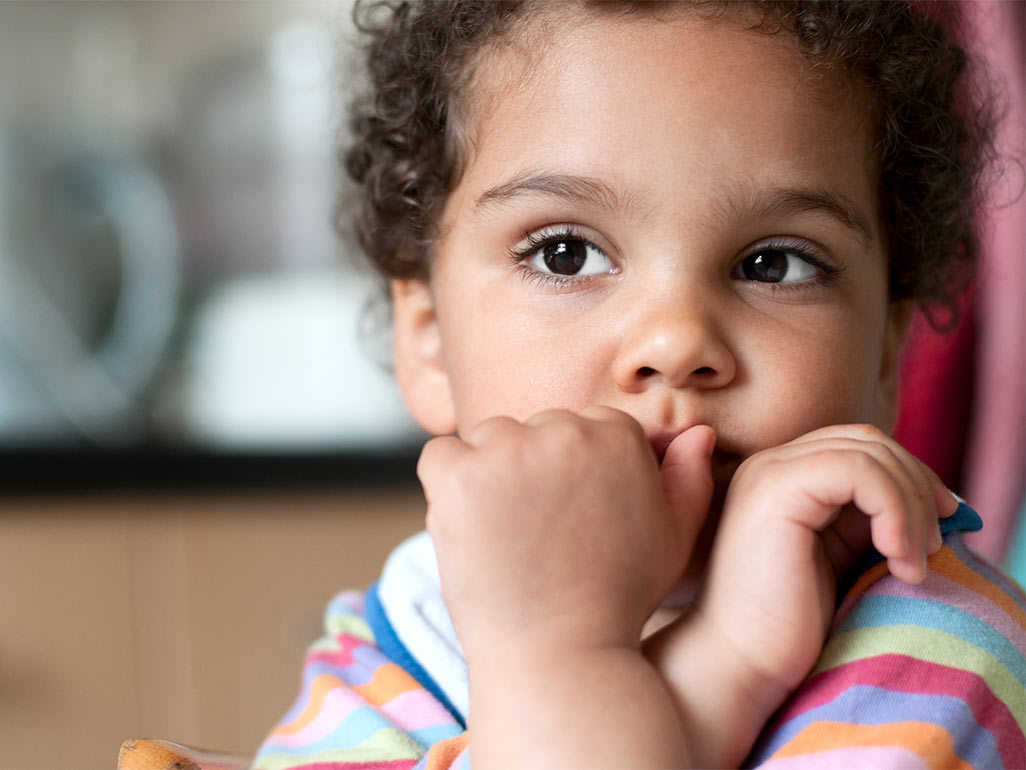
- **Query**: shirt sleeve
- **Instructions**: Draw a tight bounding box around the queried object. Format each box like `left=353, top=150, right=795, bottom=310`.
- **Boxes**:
left=747, top=533, right=1026, bottom=769
left=252, top=591, right=469, bottom=770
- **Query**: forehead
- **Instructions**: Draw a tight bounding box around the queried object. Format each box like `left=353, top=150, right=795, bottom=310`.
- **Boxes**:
left=447, top=7, right=879, bottom=239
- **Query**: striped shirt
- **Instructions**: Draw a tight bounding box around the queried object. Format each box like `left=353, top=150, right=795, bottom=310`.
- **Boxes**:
left=254, top=504, right=1025, bottom=769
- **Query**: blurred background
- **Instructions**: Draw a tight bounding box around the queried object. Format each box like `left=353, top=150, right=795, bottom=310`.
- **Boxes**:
left=0, top=0, right=424, bottom=491
left=0, top=1, right=1021, bottom=769
left=0, top=3, right=429, bottom=768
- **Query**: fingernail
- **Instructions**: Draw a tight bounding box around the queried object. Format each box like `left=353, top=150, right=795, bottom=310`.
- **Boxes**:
left=942, top=489, right=960, bottom=516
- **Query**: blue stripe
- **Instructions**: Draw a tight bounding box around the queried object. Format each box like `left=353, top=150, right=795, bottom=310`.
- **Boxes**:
left=835, top=594, right=1025, bottom=684
left=747, top=685, right=1000, bottom=768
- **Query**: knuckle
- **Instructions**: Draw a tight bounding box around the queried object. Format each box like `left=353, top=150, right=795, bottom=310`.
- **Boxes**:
left=853, top=423, right=886, bottom=440
left=540, top=413, right=589, bottom=447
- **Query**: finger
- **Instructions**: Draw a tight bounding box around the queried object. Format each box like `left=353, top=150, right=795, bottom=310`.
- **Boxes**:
left=660, top=425, right=716, bottom=555
left=789, top=426, right=952, bottom=521
left=521, top=408, right=577, bottom=427
left=782, top=423, right=892, bottom=447
left=417, top=434, right=471, bottom=494
left=769, top=447, right=924, bottom=582
left=579, top=404, right=645, bottom=430
left=871, top=440, right=951, bottom=558
left=914, top=456, right=959, bottom=517
left=934, top=481, right=960, bottom=516
left=460, top=414, right=521, bottom=446
left=839, top=448, right=927, bottom=583
left=782, top=430, right=936, bottom=572
left=867, top=440, right=933, bottom=569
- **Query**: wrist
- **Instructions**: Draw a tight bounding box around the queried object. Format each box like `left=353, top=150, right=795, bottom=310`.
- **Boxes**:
left=644, top=608, right=792, bottom=768
left=468, top=641, right=693, bottom=769
left=458, top=607, right=644, bottom=666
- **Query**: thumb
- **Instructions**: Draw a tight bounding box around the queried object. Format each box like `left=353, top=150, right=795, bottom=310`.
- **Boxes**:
left=660, top=425, right=716, bottom=555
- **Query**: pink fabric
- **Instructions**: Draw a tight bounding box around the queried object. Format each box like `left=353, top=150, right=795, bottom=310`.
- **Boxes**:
left=894, top=291, right=975, bottom=492
left=962, top=0, right=1026, bottom=563
left=895, top=1, right=1025, bottom=564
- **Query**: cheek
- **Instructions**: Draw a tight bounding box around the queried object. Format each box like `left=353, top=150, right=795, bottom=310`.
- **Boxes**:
left=742, top=318, right=886, bottom=446
left=440, top=303, right=592, bottom=430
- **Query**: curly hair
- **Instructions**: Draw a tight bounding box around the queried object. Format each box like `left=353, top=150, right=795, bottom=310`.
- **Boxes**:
left=344, top=0, right=998, bottom=319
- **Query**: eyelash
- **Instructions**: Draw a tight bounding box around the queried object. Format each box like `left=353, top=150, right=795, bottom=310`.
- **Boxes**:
left=736, top=237, right=845, bottom=295
left=509, top=227, right=845, bottom=292
left=508, top=224, right=611, bottom=289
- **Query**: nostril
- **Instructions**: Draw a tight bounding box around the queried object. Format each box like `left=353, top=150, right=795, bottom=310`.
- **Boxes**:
left=638, top=366, right=657, bottom=378
left=694, top=366, right=715, bottom=376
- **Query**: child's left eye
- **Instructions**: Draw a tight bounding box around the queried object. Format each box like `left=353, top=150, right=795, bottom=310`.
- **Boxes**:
left=734, top=247, right=822, bottom=284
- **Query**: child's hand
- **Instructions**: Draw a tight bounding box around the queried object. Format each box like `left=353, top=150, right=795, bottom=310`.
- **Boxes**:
left=646, top=423, right=957, bottom=768
left=419, top=411, right=718, bottom=768
left=703, top=423, right=956, bottom=683
left=418, top=408, right=715, bottom=658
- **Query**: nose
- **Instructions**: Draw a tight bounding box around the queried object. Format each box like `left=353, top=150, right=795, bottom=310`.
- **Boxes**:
left=613, top=297, right=736, bottom=393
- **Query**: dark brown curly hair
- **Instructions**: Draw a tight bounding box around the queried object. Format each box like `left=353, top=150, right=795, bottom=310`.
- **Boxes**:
left=344, top=0, right=999, bottom=319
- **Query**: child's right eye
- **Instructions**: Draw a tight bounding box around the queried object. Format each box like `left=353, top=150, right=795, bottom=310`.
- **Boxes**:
left=511, top=225, right=617, bottom=283
left=529, top=238, right=614, bottom=277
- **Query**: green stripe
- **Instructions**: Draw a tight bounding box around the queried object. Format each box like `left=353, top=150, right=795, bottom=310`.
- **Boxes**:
left=253, top=727, right=425, bottom=770
left=325, top=610, right=375, bottom=642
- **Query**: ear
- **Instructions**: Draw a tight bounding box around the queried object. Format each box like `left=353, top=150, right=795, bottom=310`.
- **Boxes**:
left=875, top=299, right=915, bottom=433
left=391, top=279, right=457, bottom=435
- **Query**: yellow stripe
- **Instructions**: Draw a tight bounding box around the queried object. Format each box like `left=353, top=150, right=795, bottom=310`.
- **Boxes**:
left=254, top=727, right=425, bottom=770
left=325, top=610, right=375, bottom=642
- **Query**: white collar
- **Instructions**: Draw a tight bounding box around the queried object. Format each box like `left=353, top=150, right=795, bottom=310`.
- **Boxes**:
left=376, top=531, right=470, bottom=722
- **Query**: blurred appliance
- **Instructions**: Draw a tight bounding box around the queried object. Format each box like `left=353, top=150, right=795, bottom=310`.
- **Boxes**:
left=0, top=133, right=180, bottom=446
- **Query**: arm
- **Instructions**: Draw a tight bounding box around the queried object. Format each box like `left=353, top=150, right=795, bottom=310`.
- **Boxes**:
left=418, top=409, right=715, bottom=768
left=468, top=637, right=693, bottom=768
left=646, top=424, right=958, bottom=768
left=751, top=525, right=1025, bottom=768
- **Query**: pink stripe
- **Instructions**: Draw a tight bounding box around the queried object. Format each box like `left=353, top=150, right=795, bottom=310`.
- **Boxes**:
left=307, top=635, right=368, bottom=667
left=757, top=745, right=927, bottom=769
left=289, top=761, right=417, bottom=770
left=377, top=688, right=459, bottom=732
left=768, top=655, right=1024, bottom=770
left=271, top=687, right=370, bottom=747
left=861, top=569, right=1025, bottom=655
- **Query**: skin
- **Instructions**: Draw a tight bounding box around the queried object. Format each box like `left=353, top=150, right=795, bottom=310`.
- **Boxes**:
left=391, top=9, right=956, bottom=768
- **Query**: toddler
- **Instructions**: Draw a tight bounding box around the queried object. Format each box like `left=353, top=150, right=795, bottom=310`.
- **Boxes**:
left=255, top=1, right=1025, bottom=768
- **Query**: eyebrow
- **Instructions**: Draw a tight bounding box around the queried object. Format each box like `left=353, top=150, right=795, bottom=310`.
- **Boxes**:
left=474, top=171, right=873, bottom=245
left=732, top=185, right=874, bottom=246
left=474, top=172, right=639, bottom=217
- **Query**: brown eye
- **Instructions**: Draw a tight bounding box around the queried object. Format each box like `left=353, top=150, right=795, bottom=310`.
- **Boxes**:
left=525, top=235, right=614, bottom=278
left=542, top=240, right=588, bottom=275
left=737, top=248, right=819, bottom=284
left=741, top=250, right=788, bottom=282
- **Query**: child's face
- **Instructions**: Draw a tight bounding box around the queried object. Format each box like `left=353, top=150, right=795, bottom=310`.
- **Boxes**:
left=393, top=10, right=909, bottom=496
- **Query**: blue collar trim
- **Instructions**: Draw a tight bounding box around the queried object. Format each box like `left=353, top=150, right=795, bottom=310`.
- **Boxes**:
left=364, top=580, right=467, bottom=728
